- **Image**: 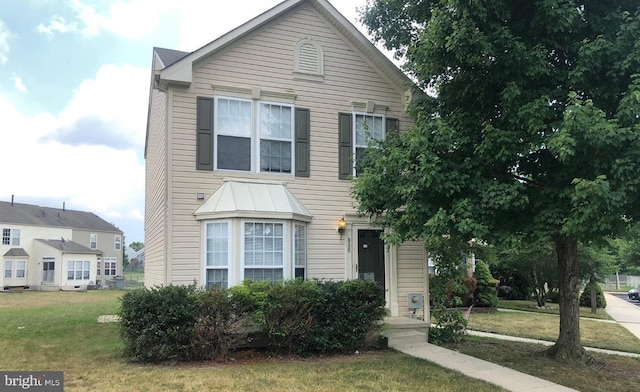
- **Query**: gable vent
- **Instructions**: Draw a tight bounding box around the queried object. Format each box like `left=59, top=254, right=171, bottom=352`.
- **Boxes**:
left=294, top=37, right=324, bottom=77
left=298, top=43, right=319, bottom=74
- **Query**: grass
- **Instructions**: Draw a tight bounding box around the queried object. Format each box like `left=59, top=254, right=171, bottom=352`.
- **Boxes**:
left=0, top=290, right=504, bottom=392
left=442, top=337, right=640, bottom=392
left=467, top=310, right=640, bottom=353
left=497, top=299, right=613, bottom=320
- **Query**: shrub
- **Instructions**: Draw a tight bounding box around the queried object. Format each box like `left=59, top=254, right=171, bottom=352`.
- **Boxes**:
left=192, top=288, right=248, bottom=360
left=312, top=279, right=387, bottom=353
left=256, top=279, right=324, bottom=354
left=119, top=285, right=200, bottom=363
left=473, top=261, right=499, bottom=308
left=429, top=308, right=467, bottom=344
left=579, top=281, right=607, bottom=308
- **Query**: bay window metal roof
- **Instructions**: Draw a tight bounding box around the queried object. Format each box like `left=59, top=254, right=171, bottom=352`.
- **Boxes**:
left=194, top=180, right=312, bottom=222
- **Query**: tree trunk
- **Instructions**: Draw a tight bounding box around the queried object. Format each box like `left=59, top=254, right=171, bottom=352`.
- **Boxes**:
left=545, top=235, right=595, bottom=363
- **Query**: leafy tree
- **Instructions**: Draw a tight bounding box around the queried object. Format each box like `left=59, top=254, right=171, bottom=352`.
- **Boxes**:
left=357, top=0, right=640, bottom=362
left=129, top=241, right=144, bottom=252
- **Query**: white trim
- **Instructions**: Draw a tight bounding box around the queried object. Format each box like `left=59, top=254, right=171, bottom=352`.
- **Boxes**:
left=343, top=214, right=395, bottom=315
left=157, top=0, right=413, bottom=92
left=203, top=220, right=232, bottom=289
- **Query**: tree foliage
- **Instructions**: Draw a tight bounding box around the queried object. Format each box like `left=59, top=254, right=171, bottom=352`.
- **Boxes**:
left=357, top=0, right=640, bottom=362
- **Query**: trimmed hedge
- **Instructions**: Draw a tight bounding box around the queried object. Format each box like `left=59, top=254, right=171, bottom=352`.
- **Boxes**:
left=119, top=279, right=387, bottom=362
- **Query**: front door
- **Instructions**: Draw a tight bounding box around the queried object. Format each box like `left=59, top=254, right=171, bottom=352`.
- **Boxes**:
left=358, top=230, right=385, bottom=288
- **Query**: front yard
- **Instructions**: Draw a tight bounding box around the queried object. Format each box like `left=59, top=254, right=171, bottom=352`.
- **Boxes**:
left=0, top=290, right=501, bottom=392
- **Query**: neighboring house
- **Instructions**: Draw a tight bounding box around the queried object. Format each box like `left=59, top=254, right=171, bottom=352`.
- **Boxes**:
left=125, top=246, right=145, bottom=270
left=0, top=200, right=124, bottom=290
left=144, top=0, right=430, bottom=318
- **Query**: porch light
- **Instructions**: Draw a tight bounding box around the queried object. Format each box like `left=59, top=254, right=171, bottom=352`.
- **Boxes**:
left=337, top=217, right=346, bottom=234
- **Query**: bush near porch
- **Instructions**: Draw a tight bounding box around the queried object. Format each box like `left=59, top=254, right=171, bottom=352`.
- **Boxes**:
left=119, top=279, right=387, bottom=363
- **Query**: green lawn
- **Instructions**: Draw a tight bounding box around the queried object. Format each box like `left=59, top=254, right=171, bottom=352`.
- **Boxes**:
left=3, top=291, right=639, bottom=392
left=0, top=291, right=503, bottom=392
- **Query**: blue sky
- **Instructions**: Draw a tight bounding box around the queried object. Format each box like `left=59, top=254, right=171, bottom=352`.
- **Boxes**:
left=0, top=0, right=377, bottom=245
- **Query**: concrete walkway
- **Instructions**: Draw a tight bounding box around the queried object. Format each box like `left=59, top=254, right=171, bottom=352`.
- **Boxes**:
left=604, top=292, right=640, bottom=339
left=389, top=334, right=579, bottom=392
left=387, top=293, right=640, bottom=392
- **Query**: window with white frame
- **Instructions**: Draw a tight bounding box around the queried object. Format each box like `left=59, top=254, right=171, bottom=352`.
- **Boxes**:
left=104, top=257, right=117, bottom=276
left=259, top=103, right=293, bottom=173
left=215, top=97, right=294, bottom=174
left=90, top=234, right=97, bottom=250
left=243, top=222, right=284, bottom=283
left=67, top=260, right=90, bottom=280
left=96, top=260, right=101, bottom=276
left=354, top=114, right=385, bottom=176
left=4, top=260, right=12, bottom=278
left=2, top=228, right=20, bottom=246
left=16, top=261, right=25, bottom=278
left=294, top=224, right=306, bottom=279
left=205, top=222, right=230, bottom=289
left=203, top=220, right=307, bottom=288
left=114, top=235, right=121, bottom=251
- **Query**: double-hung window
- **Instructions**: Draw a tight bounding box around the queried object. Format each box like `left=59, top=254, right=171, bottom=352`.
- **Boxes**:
left=205, top=222, right=230, bottom=289
left=294, top=224, right=306, bottom=279
left=114, top=235, right=121, bottom=251
left=90, top=234, right=97, bottom=250
left=216, top=98, right=253, bottom=171
left=354, top=114, right=384, bottom=176
left=16, top=261, right=25, bottom=278
left=104, top=258, right=117, bottom=276
left=4, top=260, right=12, bottom=278
left=215, top=97, right=294, bottom=174
left=2, top=228, right=20, bottom=246
left=259, top=103, right=293, bottom=173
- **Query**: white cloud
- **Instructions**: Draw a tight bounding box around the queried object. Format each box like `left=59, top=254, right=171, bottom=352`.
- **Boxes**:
left=11, top=74, right=28, bottom=93
left=36, top=0, right=168, bottom=39
left=36, top=15, right=79, bottom=37
left=0, top=64, right=147, bottom=241
left=0, top=19, right=12, bottom=64
left=50, top=64, right=149, bottom=149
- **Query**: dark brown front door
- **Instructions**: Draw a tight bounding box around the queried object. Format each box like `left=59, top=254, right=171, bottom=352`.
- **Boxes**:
left=358, top=230, right=385, bottom=288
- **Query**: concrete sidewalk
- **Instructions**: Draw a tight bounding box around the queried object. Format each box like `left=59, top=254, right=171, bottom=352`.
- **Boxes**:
left=388, top=331, right=579, bottom=392
left=604, top=292, right=640, bottom=339
left=386, top=294, right=640, bottom=392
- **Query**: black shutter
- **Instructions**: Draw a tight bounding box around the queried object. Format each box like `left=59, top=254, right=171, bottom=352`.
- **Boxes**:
left=295, top=108, right=310, bottom=177
left=338, top=113, right=352, bottom=180
left=196, top=97, right=214, bottom=171
left=386, top=118, right=399, bottom=140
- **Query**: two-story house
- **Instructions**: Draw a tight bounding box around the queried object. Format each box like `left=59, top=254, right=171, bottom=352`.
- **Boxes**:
left=144, top=0, right=429, bottom=318
left=0, top=199, right=124, bottom=290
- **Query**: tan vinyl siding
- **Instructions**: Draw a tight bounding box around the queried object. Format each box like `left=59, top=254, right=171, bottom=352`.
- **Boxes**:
left=159, top=4, right=413, bottom=287
left=144, top=85, right=168, bottom=287
left=396, top=241, right=427, bottom=317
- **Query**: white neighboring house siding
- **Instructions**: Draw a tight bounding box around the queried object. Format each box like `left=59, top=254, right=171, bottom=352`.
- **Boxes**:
left=145, top=53, right=170, bottom=288
left=0, top=224, right=73, bottom=288
left=31, top=240, right=97, bottom=289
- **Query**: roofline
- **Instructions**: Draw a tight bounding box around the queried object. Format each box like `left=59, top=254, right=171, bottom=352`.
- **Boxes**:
left=157, top=0, right=413, bottom=89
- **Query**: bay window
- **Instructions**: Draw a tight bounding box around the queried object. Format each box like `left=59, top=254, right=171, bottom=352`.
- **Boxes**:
left=205, top=222, right=230, bottom=289
left=203, top=219, right=307, bottom=288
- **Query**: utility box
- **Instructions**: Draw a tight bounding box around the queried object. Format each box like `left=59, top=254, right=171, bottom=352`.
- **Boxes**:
left=408, top=293, right=424, bottom=309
